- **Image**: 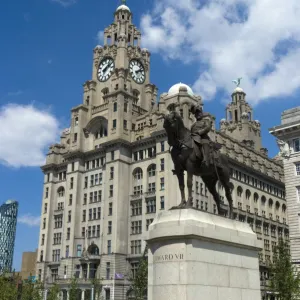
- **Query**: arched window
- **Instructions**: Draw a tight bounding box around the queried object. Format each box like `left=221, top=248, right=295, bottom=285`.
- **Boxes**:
left=147, top=164, right=156, bottom=177
left=113, top=102, right=117, bottom=112
left=253, top=193, right=259, bottom=203
left=245, top=189, right=251, bottom=200
left=275, top=201, right=280, bottom=211
left=237, top=186, right=243, bottom=197
left=261, top=196, right=266, bottom=205
left=133, top=168, right=143, bottom=180
left=88, top=242, right=99, bottom=255
left=57, top=186, right=65, bottom=197
left=282, top=204, right=286, bottom=213
left=268, top=198, right=273, bottom=208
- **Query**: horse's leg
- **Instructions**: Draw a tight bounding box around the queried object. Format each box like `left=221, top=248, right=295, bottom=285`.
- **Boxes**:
left=186, top=172, right=193, bottom=207
left=177, top=170, right=186, bottom=207
left=202, top=175, right=224, bottom=216
left=218, top=167, right=234, bottom=219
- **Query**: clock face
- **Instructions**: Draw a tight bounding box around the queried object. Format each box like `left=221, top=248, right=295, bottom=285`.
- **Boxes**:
left=97, top=57, right=115, bottom=82
left=129, top=59, right=145, bottom=84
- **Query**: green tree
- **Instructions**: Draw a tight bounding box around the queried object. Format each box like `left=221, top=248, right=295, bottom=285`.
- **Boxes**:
left=91, top=277, right=103, bottom=300
left=269, top=239, right=300, bottom=300
left=20, top=277, right=44, bottom=300
left=47, top=283, right=60, bottom=300
left=131, top=246, right=148, bottom=300
left=0, top=272, right=18, bottom=300
left=69, top=277, right=80, bottom=300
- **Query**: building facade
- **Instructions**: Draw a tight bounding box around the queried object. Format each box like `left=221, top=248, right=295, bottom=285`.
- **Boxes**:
left=0, top=200, right=18, bottom=273
left=269, top=107, right=300, bottom=271
left=36, top=3, right=288, bottom=300
left=20, top=250, right=38, bottom=280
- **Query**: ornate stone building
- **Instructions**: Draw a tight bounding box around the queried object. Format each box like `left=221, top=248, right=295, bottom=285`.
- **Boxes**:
left=269, top=107, right=300, bottom=272
left=36, top=3, right=288, bottom=300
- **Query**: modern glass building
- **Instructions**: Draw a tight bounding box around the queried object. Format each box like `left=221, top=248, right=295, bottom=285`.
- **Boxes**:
left=0, top=200, right=18, bottom=273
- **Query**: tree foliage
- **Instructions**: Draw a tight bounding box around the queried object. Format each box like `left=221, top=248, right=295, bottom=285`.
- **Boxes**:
left=47, top=283, right=60, bottom=300
left=91, top=277, right=103, bottom=300
left=269, top=239, right=300, bottom=300
left=69, top=277, right=80, bottom=300
left=0, top=272, right=19, bottom=300
left=20, top=279, right=44, bottom=300
left=131, top=246, right=148, bottom=300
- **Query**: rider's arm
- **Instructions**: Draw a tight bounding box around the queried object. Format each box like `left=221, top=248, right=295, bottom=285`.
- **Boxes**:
left=197, top=117, right=212, bottom=136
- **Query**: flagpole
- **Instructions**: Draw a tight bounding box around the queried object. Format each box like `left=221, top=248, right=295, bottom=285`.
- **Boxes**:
left=113, top=259, right=115, bottom=300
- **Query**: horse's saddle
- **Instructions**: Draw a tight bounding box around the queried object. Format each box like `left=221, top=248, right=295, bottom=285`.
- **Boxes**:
left=179, top=135, right=222, bottom=151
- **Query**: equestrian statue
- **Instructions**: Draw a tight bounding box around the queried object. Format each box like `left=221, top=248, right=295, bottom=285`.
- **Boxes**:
left=163, top=104, right=234, bottom=219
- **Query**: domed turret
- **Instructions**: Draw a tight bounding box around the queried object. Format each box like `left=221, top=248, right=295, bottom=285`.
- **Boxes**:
left=168, top=83, right=194, bottom=97
left=116, top=4, right=130, bottom=12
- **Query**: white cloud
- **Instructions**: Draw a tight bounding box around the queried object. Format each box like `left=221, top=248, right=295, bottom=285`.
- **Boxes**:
left=140, top=0, right=300, bottom=103
left=0, top=104, right=60, bottom=168
left=51, top=0, right=77, bottom=7
left=18, top=214, right=40, bottom=227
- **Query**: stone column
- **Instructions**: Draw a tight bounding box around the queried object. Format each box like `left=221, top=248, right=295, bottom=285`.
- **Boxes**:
left=67, top=290, right=69, bottom=300
left=147, top=208, right=263, bottom=300
left=43, top=289, right=48, bottom=300
left=81, top=289, right=85, bottom=300
left=87, top=263, right=90, bottom=279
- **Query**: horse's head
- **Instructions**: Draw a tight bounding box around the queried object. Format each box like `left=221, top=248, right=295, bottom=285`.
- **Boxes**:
left=163, top=111, right=184, bottom=146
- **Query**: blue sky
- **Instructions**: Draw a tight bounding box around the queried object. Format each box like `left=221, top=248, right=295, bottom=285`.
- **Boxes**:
left=0, top=0, right=299, bottom=271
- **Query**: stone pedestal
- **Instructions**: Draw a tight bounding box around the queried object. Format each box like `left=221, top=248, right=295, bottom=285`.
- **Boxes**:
left=147, top=208, right=263, bottom=300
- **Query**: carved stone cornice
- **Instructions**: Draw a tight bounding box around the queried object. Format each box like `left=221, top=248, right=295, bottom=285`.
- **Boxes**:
left=41, top=162, right=68, bottom=172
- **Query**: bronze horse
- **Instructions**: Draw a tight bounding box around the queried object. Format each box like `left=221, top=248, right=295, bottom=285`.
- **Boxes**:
left=163, top=111, right=234, bottom=219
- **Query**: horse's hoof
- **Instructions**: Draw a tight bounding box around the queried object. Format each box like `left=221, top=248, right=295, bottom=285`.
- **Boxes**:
left=178, top=202, right=186, bottom=208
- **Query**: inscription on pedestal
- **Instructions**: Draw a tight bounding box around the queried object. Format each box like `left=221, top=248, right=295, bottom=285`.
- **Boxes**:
left=154, top=253, right=184, bottom=263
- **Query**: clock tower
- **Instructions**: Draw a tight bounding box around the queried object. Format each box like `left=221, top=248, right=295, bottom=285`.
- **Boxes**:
left=74, top=2, right=157, bottom=152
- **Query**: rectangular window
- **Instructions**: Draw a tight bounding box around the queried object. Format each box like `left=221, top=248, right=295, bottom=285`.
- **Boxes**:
left=43, top=218, right=46, bottom=229
left=71, top=162, right=75, bottom=172
left=83, top=193, right=87, bottom=205
left=90, top=175, right=94, bottom=187
left=124, top=102, right=128, bottom=112
left=146, top=199, right=156, bottom=214
left=41, top=234, right=45, bottom=246
left=106, top=262, right=111, bottom=279
left=130, top=240, right=142, bottom=254
left=84, top=176, right=88, bottom=188
left=160, top=196, right=165, bottom=210
left=131, top=200, right=142, bottom=216
left=111, top=151, right=115, bottom=161
left=108, top=221, right=112, bottom=234
left=77, top=245, right=82, bottom=257
left=109, top=203, right=113, bottom=215
left=68, top=210, right=71, bottom=222
left=74, top=133, right=78, bottom=142
left=161, top=141, right=165, bottom=152
left=297, top=187, right=300, bottom=202
left=109, top=185, right=113, bottom=197
left=94, top=173, right=99, bottom=185
left=70, top=177, right=74, bottom=189
left=113, top=119, right=117, bottom=129
left=45, top=187, right=49, bottom=198
left=89, top=209, right=92, bottom=220
left=47, top=174, right=50, bottom=182
left=69, top=194, right=73, bottom=206
left=97, top=207, right=101, bottom=219
left=107, top=240, right=111, bottom=254
left=81, top=227, right=85, bottom=238
left=97, top=225, right=100, bottom=237
left=293, top=139, right=300, bottom=152
left=44, top=203, right=48, bottom=213
left=113, top=102, right=117, bottom=112
left=296, top=163, right=300, bottom=176
left=67, top=228, right=70, bottom=240
left=146, top=219, right=154, bottom=231
left=110, top=167, right=114, bottom=179
left=82, top=210, right=86, bottom=222
left=74, top=117, right=79, bottom=126
left=123, top=120, right=127, bottom=129
left=160, top=177, right=165, bottom=190
left=160, top=158, right=165, bottom=171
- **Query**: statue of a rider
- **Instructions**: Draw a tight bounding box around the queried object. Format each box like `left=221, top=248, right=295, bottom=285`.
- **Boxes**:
left=190, top=104, right=213, bottom=167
